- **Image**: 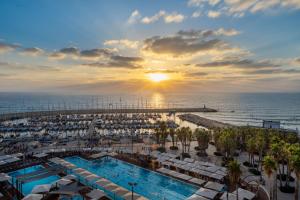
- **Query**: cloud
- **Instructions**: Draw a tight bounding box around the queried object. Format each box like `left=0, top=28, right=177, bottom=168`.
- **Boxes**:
left=192, top=11, right=202, bottom=18
left=187, top=0, right=300, bottom=18
left=49, top=47, right=116, bottom=60
left=0, top=60, right=60, bottom=71
left=0, top=42, right=20, bottom=53
left=197, top=58, right=280, bottom=69
left=104, top=39, right=139, bottom=49
left=246, top=68, right=300, bottom=75
left=21, top=47, right=44, bottom=56
left=140, top=10, right=185, bottom=24
left=60, top=47, right=79, bottom=55
left=142, top=28, right=240, bottom=57
left=141, top=10, right=166, bottom=24
left=207, top=10, right=221, bottom=18
left=127, top=10, right=141, bottom=24
left=187, top=71, right=209, bottom=77
left=188, top=0, right=220, bottom=6
left=143, top=35, right=223, bottom=56
left=83, top=55, right=143, bottom=69
left=177, top=28, right=240, bottom=37
left=164, top=12, right=185, bottom=23
left=80, top=48, right=115, bottom=59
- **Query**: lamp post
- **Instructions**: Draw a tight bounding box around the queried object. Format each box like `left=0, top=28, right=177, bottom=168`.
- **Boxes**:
left=128, top=182, right=137, bottom=200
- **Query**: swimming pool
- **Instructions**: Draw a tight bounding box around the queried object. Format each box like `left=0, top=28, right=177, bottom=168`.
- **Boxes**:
left=65, top=156, right=198, bottom=200
left=9, top=165, right=60, bottom=195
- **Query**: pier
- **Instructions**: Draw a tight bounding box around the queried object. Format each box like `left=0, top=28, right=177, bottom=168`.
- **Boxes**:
left=0, top=107, right=217, bottom=121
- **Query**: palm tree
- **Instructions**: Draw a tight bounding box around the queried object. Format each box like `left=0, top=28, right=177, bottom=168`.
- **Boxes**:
left=176, top=127, right=192, bottom=155
left=194, top=128, right=209, bottom=156
left=246, top=137, right=256, bottom=167
left=289, top=144, right=300, bottom=200
left=228, top=160, right=242, bottom=200
left=169, top=128, right=176, bottom=149
left=263, top=155, right=277, bottom=200
left=217, top=128, right=236, bottom=160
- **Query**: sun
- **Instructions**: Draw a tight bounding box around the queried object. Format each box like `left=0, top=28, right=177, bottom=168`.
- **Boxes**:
left=147, top=73, right=169, bottom=82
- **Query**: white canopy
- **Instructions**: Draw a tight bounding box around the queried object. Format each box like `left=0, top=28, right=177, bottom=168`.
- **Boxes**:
left=195, top=188, right=218, bottom=199
left=204, top=181, right=224, bottom=192
left=31, top=184, right=52, bottom=194
left=86, top=189, right=106, bottom=199
left=232, top=188, right=255, bottom=200
left=22, top=194, right=43, bottom=200
left=63, top=174, right=77, bottom=181
left=33, top=153, right=48, bottom=158
left=54, top=178, right=72, bottom=186
left=186, top=194, right=210, bottom=200
left=0, top=173, right=10, bottom=182
left=220, top=192, right=237, bottom=200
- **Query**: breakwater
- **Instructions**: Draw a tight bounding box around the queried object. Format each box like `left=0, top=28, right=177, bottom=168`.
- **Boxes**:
left=0, top=107, right=217, bottom=121
left=178, top=113, right=233, bottom=129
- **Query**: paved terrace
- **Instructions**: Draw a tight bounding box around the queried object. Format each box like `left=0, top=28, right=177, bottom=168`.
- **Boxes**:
left=0, top=107, right=217, bottom=121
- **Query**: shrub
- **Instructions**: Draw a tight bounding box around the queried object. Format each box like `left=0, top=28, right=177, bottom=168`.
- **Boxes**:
left=277, top=174, right=295, bottom=182
left=279, top=185, right=295, bottom=193
left=248, top=168, right=261, bottom=176
left=214, top=151, right=223, bottom=156
left=181, top=153, right=191, bottom=159
left=157, top=147, right=166, bottom=153
left=170, top=146, right=178, bottom=150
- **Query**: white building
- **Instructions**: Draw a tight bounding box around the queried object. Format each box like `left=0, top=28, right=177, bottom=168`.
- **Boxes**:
left=263, top=120, right=280, bottom=129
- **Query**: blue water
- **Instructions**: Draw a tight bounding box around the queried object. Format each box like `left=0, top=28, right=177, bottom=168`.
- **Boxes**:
left=8, top=165, right=60, bottom=195
left=65, top=156, right=198, bottom=200
left=0, top=92, right=299, bottom=131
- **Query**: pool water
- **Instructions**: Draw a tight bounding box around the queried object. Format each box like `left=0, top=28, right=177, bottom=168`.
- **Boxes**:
left=9, top=165, right=60, bottom=195
left=65, top=156, right=198, bottom=200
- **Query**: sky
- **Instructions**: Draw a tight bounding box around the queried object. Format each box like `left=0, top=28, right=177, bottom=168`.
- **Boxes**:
left=0, top=0, right=300, bottom=94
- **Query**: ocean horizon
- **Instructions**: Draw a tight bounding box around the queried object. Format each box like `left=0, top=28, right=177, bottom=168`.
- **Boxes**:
left=0, top=92, right=299, bottom=131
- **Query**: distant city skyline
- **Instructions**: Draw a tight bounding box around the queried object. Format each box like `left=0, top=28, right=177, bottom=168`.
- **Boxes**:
left=0, top=0, right=300, bottom=94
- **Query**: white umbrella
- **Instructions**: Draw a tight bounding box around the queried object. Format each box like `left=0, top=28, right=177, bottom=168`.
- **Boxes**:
left=31, top=184, right=52, bottom=194
left=22, top=194, right=43, bottom=200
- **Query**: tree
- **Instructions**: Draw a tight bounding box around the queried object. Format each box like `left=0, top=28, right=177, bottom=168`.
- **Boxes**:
left=217, top=128, right=237, bottom=160
left=194, top=128, right=209, bottom=155
left=246, top=137, right=256, bottom=167
left=263, top=156, right=277, bottom=200
left=228, top=160, right=242, bottom=200
left=289, top=144, right=300, bottom=200
left=176, top=127, right=192, bottom=155
left=169, top=128, right=176, bottom=148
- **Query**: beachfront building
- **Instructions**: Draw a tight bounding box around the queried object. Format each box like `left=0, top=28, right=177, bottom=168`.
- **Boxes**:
left=262, top=120, right=280, bottom=129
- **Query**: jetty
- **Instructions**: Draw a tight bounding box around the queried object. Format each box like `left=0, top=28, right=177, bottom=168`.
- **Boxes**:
left=178, top=113, right=233, bottom=129
left=0, top=107, right=217, bottom=121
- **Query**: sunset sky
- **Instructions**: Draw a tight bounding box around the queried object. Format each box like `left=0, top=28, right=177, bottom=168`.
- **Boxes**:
left=0, top=0, right=300, bottom=94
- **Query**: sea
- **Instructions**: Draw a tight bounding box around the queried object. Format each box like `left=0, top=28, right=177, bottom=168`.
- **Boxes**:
left=0, top=92, right=299, bottom=132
